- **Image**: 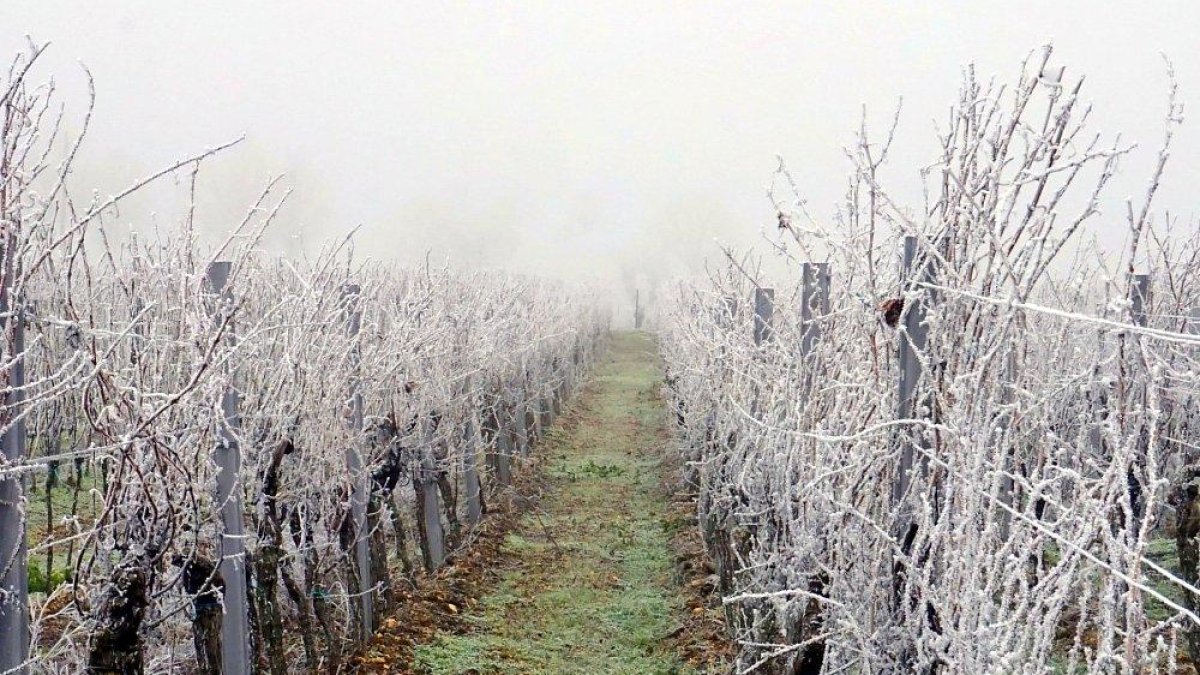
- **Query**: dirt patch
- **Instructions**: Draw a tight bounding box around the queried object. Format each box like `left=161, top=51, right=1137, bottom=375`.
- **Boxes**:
left=659, top=457, right=736, bottom=671
left=362, top=333, right=731, bottom=674
left=353, top=432, right=563, bottom=674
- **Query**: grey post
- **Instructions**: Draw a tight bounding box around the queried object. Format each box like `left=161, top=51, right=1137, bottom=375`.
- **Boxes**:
left=495, top=406, right=514, bottom=487
left=462, top=383, right=483, bottom=527
left=634, top=289, right=642, bottom=329
left=1128, top=274, right=1151, bottom=524
left=1130, top=274, right=1151, bottom=328
left=1083, top=302, right=1110, bottom=490
left=540, top=363, right=554, bottom=431
left=515, top=379, right=531, bottom=456
left=891, top=236, right=934, bottom=506
left=800, top=263, right=830, bottom=359
left=753, top=287, right=775, bottom=346
left=800, top=262, right=831, bottom=366
left=888, top=236, right=938, bottom=671
left=997, top=350, right=1018, bottom=539
left=539, top=393, right=551, bottom=437
left=206, top=262, right=251, bottom=675
left=1188, top=307, right=1200, bottom=466
left=529, top=371, right=544, bottom=444
left=420, top=432, right=446, bottom=568
left=342, top=284, right=374, bottom=639
left=553, top=356, right=566, bottom=418
left=0, top=263, right=28, bottom=674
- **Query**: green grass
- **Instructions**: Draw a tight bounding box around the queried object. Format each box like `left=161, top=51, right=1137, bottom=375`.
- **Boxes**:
left=1043, top=535, right=1192, bottom=668
left=413, top=332, right=703, bottom=675
left=24, top=469, right=101, bottom=591
left=25, top=469, right=101, bottom=540
left=1144, top=535, right=1185, bottom=623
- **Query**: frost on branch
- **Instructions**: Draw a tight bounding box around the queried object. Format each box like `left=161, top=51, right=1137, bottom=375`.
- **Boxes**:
left=664, top=45, right=1199, bottom=674
left=0, top=42, right=609, bottom=673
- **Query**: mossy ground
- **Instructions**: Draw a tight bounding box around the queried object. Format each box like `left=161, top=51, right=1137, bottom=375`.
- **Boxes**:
left=412, top=332, right=700, bottom=675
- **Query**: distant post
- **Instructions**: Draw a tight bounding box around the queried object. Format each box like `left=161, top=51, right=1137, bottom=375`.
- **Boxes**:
left=752, top=287, right=774, bottom=346
left=515, top=378, right=531, bottom=455
left=800, top=263, right=831, bottom=361
left=1129, top=274, right=1151, bottom=327
left=495, top=411, right=514, bottom=487
left=462, top=381, right=483, bottom=527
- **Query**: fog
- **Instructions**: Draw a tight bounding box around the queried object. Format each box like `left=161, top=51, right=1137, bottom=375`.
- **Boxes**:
left=4, top=2, right=1199, bottom=295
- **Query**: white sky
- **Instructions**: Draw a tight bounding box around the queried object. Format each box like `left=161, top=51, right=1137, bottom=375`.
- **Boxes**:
left=3, top=1, right=1198, bottom=286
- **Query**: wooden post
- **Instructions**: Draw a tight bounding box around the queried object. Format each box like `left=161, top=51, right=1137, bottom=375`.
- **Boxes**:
left=0, top=260, right=28, bottom=674
left=206, top=262, right=251, bottom=675
left=753, top=287, right=774, bottom=346
left=342, top=284, right=374, bottom=640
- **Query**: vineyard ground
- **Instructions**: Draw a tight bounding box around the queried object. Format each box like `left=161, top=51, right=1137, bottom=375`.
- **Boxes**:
left=365, top=331, right=728, bottom=674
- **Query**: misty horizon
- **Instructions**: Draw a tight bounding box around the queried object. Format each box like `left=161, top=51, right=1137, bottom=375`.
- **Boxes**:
left=4, top=2, right=1198, bottom=295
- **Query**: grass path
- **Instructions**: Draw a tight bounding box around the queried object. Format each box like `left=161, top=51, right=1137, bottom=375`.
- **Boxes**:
left=412, top=332, right=698, bottom=675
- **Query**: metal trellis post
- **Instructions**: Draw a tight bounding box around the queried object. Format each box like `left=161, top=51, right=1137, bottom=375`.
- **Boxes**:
left=420, top=427, right=446, bottom=569
left=342, top=283, right=374, bottom=639
left=752, top=287, right=774, bottom=346
left=206, top=262, right=252, bottom=675
left=891, top=236, right=935, bottom=507
left=799, top=263, right=830, bottom=361
left=0, top=261, right=28, bottom=674
left=463, top=382, right=483, bottom=527
left=1127, top=273, right=1151, bottom=525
